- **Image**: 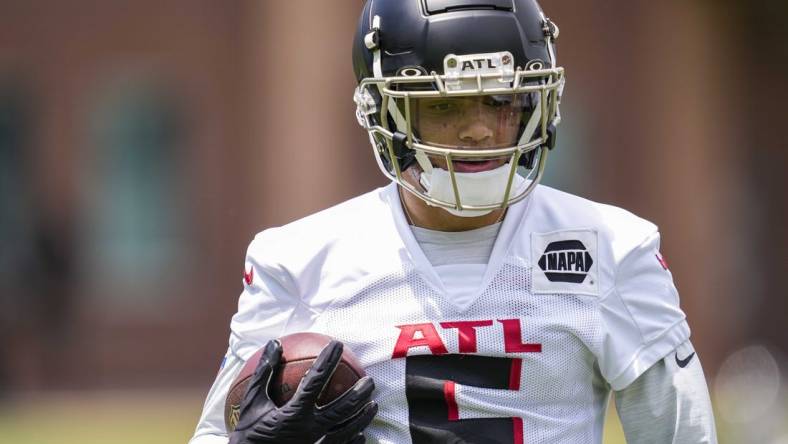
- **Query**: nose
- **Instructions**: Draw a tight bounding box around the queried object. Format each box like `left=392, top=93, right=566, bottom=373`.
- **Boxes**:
left=458, top=120, right=493, bottom=145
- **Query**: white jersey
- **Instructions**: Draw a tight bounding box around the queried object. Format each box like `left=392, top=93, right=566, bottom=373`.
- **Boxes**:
left=190, top=183, right=689, bottom=444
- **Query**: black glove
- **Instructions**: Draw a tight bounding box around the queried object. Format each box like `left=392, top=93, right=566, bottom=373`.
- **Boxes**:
left=229, top=339, right=378, bottom=444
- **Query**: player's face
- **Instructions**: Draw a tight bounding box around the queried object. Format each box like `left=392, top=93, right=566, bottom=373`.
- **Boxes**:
left=411, top=94, right=530, bottom=172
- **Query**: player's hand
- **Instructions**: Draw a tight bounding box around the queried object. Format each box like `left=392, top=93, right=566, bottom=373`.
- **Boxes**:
left=229, top=339, right=378, bottom=444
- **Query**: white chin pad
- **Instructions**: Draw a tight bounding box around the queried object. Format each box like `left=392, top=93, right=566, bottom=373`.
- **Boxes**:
left=420, top=162, right=525, bottom=217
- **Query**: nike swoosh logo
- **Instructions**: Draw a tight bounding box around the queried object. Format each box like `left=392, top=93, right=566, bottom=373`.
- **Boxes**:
left=675, top=352, right=695, bottom=368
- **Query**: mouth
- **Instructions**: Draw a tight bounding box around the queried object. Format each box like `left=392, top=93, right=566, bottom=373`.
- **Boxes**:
left=451, top=159, right=504, bottom=173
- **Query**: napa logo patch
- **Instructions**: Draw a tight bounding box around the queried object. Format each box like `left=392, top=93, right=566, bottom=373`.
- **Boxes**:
left=538, top=240, right=593, bottom=283
left=531, top=230, right=599, bottom=295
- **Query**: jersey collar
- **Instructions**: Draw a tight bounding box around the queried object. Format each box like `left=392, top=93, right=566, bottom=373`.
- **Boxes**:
left=385, top=182, right=536, bottom=312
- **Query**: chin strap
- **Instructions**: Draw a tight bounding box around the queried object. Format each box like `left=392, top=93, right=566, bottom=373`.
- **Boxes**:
left=520, top=95, right=543, bottom=147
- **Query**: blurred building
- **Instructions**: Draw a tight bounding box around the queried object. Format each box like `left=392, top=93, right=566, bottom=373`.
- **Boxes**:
left=0, top=0, right=785, bottom=413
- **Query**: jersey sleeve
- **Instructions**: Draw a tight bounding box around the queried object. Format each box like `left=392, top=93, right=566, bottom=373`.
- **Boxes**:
left=614, top=340, right=718, bottom=443
left=597, top=230, right=690, bottom=390
left=229, top=233, right=305, bottom=359
left=189, top=234, right=302, bottom=443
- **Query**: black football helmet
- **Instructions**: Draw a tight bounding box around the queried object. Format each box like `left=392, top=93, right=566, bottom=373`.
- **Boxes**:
left=353, top=0, right=564, bottom=214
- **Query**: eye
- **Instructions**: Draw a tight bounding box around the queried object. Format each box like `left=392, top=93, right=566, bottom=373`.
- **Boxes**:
left=482, top=95, right=513, bottom=108
left=425, top=101, right=455, bottom=114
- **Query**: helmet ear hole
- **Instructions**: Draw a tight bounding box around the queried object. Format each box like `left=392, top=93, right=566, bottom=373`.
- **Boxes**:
left=372, top=133, right=394, bottom=174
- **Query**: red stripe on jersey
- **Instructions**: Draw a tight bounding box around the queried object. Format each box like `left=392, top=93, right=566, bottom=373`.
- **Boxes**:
left=656, top=252, right=670, bottom=271
left=510, top=359, right=524, bottom=443
left=509, top=358, right=522, bottom=391
left=513, top=417, right=524, bottom=444
left=443, top=380, right=459, bottom=421
left=243, top=267, right=254, bottom=285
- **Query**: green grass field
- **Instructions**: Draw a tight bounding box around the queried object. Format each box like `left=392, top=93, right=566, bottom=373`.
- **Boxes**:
left=0, top=391, right=205, bottom=444
left=0, top=390, right=631, bottom=444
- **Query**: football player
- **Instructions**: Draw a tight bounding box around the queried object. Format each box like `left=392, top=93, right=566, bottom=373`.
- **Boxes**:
left=190, top=0, right=718, bottom=443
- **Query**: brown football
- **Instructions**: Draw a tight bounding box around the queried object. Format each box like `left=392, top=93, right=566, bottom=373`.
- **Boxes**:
left=224, top=332, right=365, bottom=432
